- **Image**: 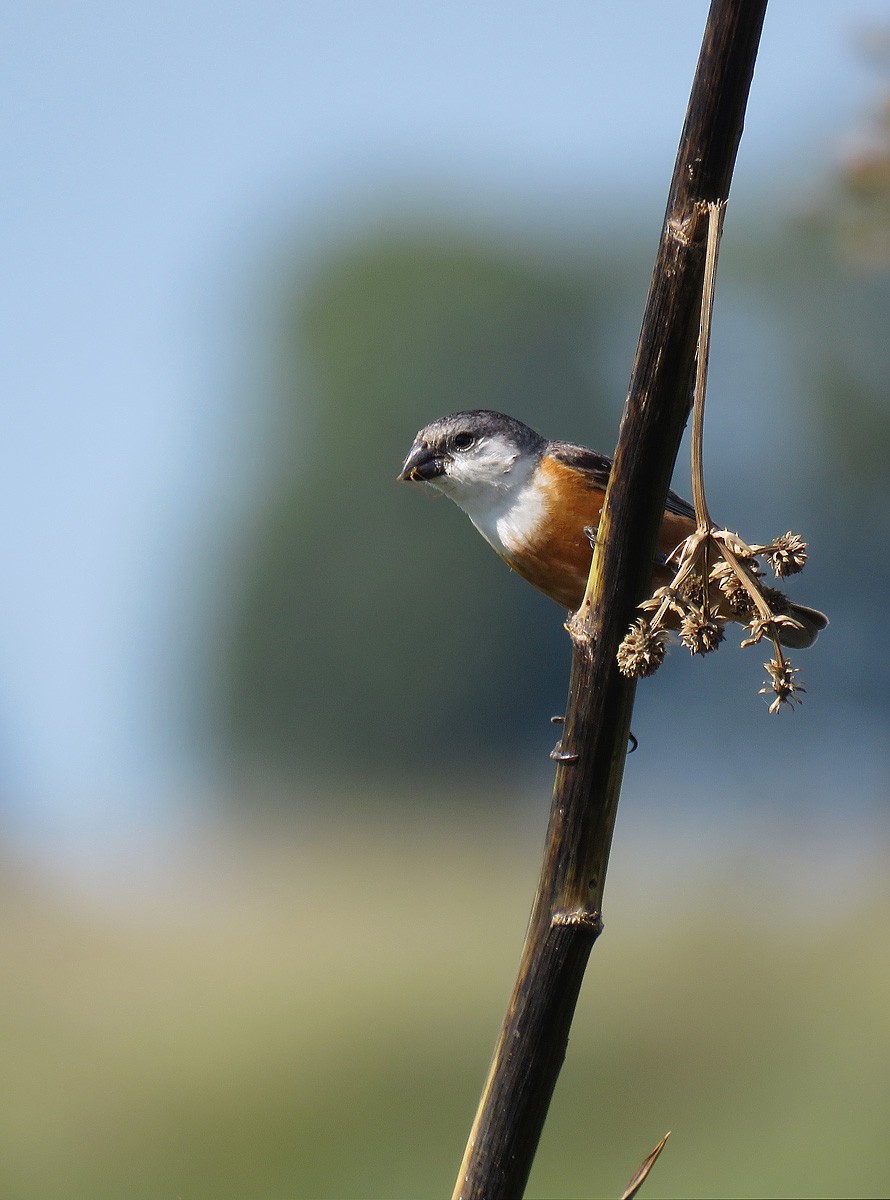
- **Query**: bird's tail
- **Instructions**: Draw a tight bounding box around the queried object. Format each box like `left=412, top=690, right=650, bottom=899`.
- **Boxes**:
left=776, top=603, right=829, bottom=650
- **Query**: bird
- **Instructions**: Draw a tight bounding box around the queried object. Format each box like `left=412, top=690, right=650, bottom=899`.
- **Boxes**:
left=398, top=409, right=827, bottom=649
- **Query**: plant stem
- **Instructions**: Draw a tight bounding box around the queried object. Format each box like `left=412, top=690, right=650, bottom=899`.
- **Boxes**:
left=452, top=4, right=769, bottom=1199
left=691, top=200, right=727, bottom=529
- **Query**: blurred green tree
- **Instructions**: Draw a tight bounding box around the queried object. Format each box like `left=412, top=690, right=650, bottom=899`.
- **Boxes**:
left=215, top=186, right=890, bottom=793
left=219, top=231, right=625, bottom=784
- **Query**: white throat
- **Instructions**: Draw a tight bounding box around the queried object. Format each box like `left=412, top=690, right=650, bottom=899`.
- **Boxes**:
left=431, top=448, right=547, bottom=560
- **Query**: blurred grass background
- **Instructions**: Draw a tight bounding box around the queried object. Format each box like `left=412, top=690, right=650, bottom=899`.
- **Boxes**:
left=1, top=807, right=888, bottom=1198
left=5, top=2, right=890, bottom=1197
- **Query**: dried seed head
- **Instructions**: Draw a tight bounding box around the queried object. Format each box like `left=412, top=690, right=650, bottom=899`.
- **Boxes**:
left=711, top=561, right=756, bottom=616
left=627, top=517, right=823, bottom=710
left=740, top=617, right=769, bottom=648
left=638, top=587, right=674, bottom=613
left=617, top=619, right=668, bottom=678
left=761, top=532, right=808, bottom=577
left=760, top=656, right=805, bottom=713
left=679, top=610, right=725, bottom=655
left=741, top=612, right=804, bottom=648
left=679, top=574, right=706, bottom=606
left=638, top=586, right=690, bottom=627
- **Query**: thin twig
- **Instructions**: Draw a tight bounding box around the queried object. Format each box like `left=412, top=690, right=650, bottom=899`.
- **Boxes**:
left=690, top=200, right=727, bottom=527
left=620, top=1132, right=672, bottom=1200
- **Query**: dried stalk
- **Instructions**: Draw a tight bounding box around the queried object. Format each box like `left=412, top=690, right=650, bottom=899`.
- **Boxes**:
left=618, top=198, right=817, bottom=711
left=621, top=1132, right=672, bottom=1200
left=451, top=3, right=769, bottom=1198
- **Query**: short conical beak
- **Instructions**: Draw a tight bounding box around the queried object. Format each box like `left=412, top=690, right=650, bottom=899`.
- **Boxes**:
left=397, top=442, right=447, bottom=482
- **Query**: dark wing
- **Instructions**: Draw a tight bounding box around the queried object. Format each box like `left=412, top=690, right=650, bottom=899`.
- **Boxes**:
left=547, top=442, right=612, bottom=489
left=549, top=440, right=695, bottom=520
left=664, top=490, right=695, bottom=519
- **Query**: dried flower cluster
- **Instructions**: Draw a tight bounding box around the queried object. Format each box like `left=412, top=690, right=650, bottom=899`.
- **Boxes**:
left=614, top=200, right=824, bottom=714
left=617, top=526, right=810, bottom=713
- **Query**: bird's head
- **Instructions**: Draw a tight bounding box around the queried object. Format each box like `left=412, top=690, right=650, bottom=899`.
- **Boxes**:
left=398, top=410, right=546, bottom=509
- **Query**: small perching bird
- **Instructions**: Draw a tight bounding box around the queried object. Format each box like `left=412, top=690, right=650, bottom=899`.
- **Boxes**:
left=399, top=409, right=827, bottom=649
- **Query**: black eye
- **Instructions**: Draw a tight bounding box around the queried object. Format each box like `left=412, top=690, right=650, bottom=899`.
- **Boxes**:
left=452, top=431, right=476, bottom=451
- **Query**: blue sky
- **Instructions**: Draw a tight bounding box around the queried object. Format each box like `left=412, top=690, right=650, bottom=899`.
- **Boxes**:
left=2, top=1, right=886, bottom=854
